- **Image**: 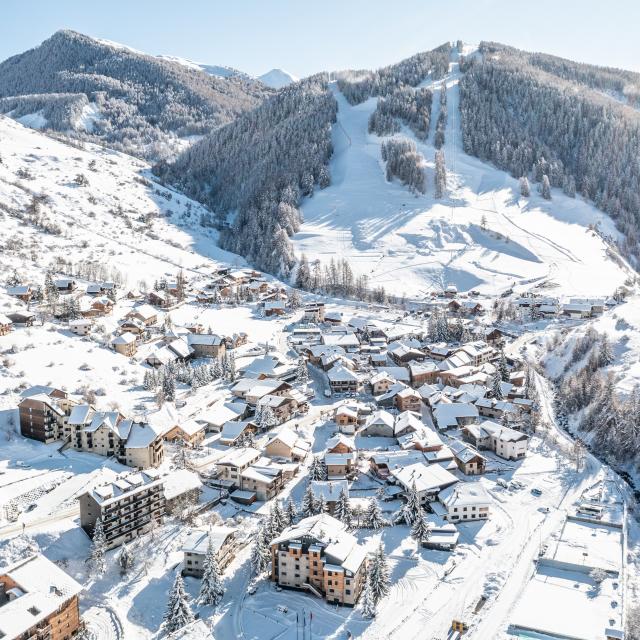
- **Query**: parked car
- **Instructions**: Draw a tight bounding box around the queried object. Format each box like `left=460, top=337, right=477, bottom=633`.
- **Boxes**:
left=531, top=487, right=543, bottom=496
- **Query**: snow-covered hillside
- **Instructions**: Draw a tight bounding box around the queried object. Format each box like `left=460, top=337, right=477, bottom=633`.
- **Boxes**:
left=0, top=115, right=243, bottom=290
left=293, top=53, right=633, bottom=299
left=156, top=54, right=248, bottom=79
left=258, top=68, right=298, bottom=88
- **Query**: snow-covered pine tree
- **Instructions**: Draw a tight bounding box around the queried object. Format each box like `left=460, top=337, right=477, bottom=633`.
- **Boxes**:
left=519, top=176, right=530, bottom=197
left=172, top=440, right=189, bottom=469
left=434, top=150, right=446, bottom=198
left=226, top=352, right=237, bottom=382
left=269, top=501, right=287, bottom=537
left=163, top=572, right=194, bottom=634
left=162, top=372, right=176, bottom=402
left=285, top=497, right=297, bottom=525
left=259, top=404, right=277, bottom=430
left=498, top=348, right=509, bottom=382
left=301, top=484, right=317, bottom=518
left=541, top=174, right=552, bottom=199
left=296, top=254, right=312, bottom=289
left=491, top=372, right=504, bottom=400
left=334, top=488, right=352, bottom=527
left=250, top=525, right=270, bottom=576
left=410, top=513, right=431, bottom=545
left=363, top=497, right=387, bottom=530
left=198, top=535, right=225, bottom=606
left=396, top=482, right=422, bottom=526
left=90, top=517, right=107, bottom=577
left=368, top=543, right=390, bottom=604
left=316, top=494, right=328, bottom=514
left=309, top=455, right=328, bottom=481
left=117, top=542, right=133, bottom=575
left=598, top=333, right=614, bottom=368
left=296, top=357, right=309, bottom=385
left=361, top=578, right=377, bottom=618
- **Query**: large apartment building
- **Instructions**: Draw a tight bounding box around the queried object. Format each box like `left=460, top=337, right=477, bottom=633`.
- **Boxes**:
left=0, top=554, right=82, bottom=640
left=79, top=469, right=165, bottom=549
left=67, top=405, right=164, bottom=469
left=270, top=514, right=367, bottom=606
left=18, top=386, right=76, bottom=444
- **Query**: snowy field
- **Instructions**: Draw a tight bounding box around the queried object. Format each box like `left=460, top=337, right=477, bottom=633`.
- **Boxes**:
left=294, top=58, right=633, bottom=299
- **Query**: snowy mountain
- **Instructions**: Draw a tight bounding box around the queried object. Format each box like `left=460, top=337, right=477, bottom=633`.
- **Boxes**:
left=258, top=68, right=298, bottom=88
left=0, top=30, right=271, bottom=160
left=159, top=42, right=637, bottom=298
left=293, top=54, right=632, bottom=298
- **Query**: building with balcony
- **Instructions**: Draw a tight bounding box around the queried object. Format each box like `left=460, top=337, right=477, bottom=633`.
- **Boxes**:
left=67, top=406, right=164, bottom=469
left=270, top=514, right=367, bottom=606
left=78, top=469, right=165, bottom=550
left=18, top=386, right=76, bottom=444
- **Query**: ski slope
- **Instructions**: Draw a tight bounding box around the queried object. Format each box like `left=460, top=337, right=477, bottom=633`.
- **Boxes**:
left=294, top=54, right=631, bottom=299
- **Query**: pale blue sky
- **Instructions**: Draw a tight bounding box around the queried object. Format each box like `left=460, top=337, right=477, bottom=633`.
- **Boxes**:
left=2, top=0, right=639, bottom=77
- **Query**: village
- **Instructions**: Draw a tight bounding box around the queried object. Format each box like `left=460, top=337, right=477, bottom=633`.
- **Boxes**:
left=0, top=264, right=633, bottom=640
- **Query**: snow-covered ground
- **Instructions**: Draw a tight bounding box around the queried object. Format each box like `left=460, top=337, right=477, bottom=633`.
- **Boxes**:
left=294, top=56, right=632, bottom=299
left=0, top=70, right=638, bottom=640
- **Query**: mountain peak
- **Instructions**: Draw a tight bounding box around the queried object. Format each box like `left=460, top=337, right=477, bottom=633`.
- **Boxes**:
left=258, top=68, right=298, bottom=89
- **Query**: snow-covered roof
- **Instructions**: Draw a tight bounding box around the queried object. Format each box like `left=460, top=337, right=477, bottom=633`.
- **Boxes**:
left=0, top=313, right=13, bottom=325
left=449, top=440, right=486, bottom=464
left=438, top=481, right=491, bottom=509
left=220, top=420, right=255, bottom=442
left=162, top=469, right=202, bottom=501
left=85, top=468, right=162, bottom=506
left=324, top=452, right=356, bottom=466
left=18, top=392, right=64, bottom=416
left=182, top=526, right=237, bottom=555
left=128, top=303, right=157, bottom=320
left=326, top=433, right=356, bottom=452
left=266, top=426, right=299, bottom=449
left=364, top=409, right=395, bottom=429
left=433, top=402, right=479, bottom=430
left=199, top=400, right=246, bottom=427
left=375, top=366, right=410, bottom=382
left=309, top=480, right=349, bottom=502
left=391, top=462, right=458, bottom=494
left=187, top=333, right=224, bottom=346
left=112, top=331, right=136, bottom=345
left=0, top=554, right=83, bottom=639
left=125, top=421, right=163, bottom=448
left=327, top=364, right=359, bottom=382
left=241, top=464, right=281, bottom=484
left=217, top=447, right=261, bottom=468
left=7, top=285, right=31, bottom=295
left=466, top=420, right=529, bottom=443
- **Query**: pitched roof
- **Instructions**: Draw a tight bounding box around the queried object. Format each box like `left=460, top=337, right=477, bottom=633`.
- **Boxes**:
left=391, top=462, right=458, bottom=494
left=181, top=526, right=237, bottom=555
left=0, top=554, right=82, bottom=639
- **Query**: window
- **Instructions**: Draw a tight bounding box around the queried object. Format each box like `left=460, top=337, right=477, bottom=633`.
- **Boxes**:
left=346, top=589, right=351, bottom=595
